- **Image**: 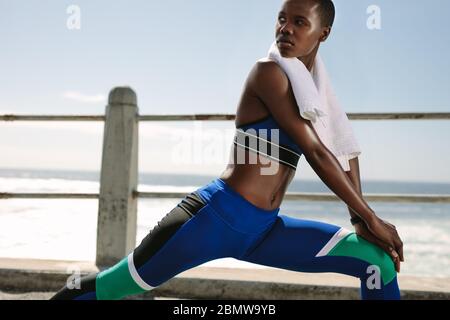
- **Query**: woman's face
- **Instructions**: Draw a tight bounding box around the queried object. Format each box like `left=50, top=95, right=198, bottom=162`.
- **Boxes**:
left=275, top=0, right=330, bottom=58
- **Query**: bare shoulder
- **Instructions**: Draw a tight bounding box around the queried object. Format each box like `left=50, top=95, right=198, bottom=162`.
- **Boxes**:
left=246, top=59, right=321, bottom=156
left=248, top=59, right=290, bottom=95
left=251, top=59, right=286, bottom=80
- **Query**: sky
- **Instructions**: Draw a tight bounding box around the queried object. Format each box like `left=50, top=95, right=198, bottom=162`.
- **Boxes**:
left=0, top=0, right=449, bottom=183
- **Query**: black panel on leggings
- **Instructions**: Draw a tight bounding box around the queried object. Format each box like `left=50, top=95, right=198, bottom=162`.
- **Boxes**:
left=132, top=191, right=207, bottom=269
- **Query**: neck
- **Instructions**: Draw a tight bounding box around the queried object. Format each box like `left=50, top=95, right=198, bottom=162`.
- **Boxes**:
left=297, top=44, right=319, bottom=72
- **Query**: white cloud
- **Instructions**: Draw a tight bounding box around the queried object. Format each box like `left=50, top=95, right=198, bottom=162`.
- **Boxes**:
left=62, top=91, right=106, bottom=104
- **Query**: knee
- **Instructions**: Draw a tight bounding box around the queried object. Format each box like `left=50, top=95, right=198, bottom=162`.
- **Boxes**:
left=356, top=236, right=397, bottom=286
left=331, top=232, right=397, bottom=286
left=369, top=253, right=396, bottom=286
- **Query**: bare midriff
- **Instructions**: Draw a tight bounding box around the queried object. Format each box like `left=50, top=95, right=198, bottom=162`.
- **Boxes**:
left=219, top=150, right=296, bottom=211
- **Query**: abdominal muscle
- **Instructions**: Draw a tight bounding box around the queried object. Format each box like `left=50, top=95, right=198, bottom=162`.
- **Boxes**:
left=219, top=146, right=296, bottom=211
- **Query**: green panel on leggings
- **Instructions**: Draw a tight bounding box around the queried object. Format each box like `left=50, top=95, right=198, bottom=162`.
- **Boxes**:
left=328, top=233, right=396, bottom=285
left=96, top=256, right=146, bottom=300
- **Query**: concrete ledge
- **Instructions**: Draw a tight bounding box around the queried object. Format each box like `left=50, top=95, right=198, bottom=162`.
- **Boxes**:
left=0, top=257, right=449, bottom=300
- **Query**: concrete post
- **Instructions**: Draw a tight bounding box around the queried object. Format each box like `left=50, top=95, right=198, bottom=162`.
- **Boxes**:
left=96, top=87, right=139, bottom=267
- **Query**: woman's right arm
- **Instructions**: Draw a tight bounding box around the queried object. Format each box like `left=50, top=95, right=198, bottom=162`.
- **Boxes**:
left=248, top=61, right=403, bottom=259
left=249, top=61, right=375, bottom=223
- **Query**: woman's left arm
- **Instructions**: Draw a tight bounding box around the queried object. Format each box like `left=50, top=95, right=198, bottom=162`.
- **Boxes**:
left=345, top=157, right=362, bottom=219
left=345, top=157, right=403, bottom=272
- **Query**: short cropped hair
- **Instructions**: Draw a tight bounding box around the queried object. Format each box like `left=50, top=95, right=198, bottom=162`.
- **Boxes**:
left=315, top=0, right=335, bottom=27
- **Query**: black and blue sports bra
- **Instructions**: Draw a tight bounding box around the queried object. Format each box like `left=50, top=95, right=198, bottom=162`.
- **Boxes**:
left=234, top=114, right=303, bottom=170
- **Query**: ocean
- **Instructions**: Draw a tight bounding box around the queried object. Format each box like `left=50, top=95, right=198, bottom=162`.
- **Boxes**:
left=0, top=168, right=449, bottom=278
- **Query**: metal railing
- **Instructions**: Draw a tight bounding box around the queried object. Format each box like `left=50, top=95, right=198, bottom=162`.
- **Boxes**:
left=1, top=191, right=450, bottom=203
left=1, top=86, right=449, bottom=266
left=2, top=112, right=450, bottom=122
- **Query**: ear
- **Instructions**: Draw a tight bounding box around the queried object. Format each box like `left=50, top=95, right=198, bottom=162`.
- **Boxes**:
left=320, top=27, right=331, bottom=42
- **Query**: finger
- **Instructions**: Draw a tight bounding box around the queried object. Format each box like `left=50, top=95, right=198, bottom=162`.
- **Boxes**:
left=382, top=219, right=395, bottom=229
left=387, top=245, right=397, bottom=261
left=357, top=231, right=401, bottom=269
left=389, top=247, right=400, bottom=272
left=397, top=242, right=404, bottom=262
left=393, top=236, right=404, bottom=262
left=377, top=241, right=400, bottom=269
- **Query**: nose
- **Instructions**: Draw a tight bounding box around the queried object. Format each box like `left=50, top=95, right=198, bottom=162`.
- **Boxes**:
left=279, top=22, right=293, bottom=34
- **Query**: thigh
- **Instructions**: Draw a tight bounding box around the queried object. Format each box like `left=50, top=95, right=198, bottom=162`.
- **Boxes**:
left=240, top=214, right=372, bottom=277
left=240, top=214, right=397, bottom=285
left=240, top=214, right=340, bottom=268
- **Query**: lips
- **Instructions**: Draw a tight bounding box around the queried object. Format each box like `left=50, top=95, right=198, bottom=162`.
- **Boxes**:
left=277, top=38, right=294, bottom=46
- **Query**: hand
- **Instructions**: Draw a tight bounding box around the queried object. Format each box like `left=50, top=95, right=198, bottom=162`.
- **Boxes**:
left=354, top=220, right=404, bottom=273
left=364, top=216, right=404, bottom=270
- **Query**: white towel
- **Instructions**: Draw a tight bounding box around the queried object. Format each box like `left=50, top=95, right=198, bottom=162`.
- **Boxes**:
left=259, top=41, right=362, bottom=171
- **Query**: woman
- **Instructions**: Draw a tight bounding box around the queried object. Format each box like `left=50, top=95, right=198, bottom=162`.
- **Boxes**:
left=51, top=0, right=404, bottom=300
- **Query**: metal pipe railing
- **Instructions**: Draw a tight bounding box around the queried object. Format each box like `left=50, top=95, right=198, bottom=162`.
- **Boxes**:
left=1, top=191, right=449, bottom=203
left=1, top=112, right=450, bottom=122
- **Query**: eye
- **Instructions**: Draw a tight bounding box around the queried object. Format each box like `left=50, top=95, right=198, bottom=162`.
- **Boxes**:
left=278, top=17, right=286, bottom=23
left=296, top=20, right=304, bottom=25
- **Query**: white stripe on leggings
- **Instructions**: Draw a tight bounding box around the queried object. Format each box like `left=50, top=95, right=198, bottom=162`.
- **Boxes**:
left=315, top=227, right=353, bottom=257
left=127, top=252, right=155, bottom=291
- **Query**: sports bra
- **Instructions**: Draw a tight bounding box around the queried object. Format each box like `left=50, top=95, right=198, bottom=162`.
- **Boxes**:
left=233, top=114, right=303, bottom=170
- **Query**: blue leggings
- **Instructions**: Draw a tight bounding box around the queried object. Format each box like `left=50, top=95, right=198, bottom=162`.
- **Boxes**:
left=50, top=178, right=400, bottom=300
